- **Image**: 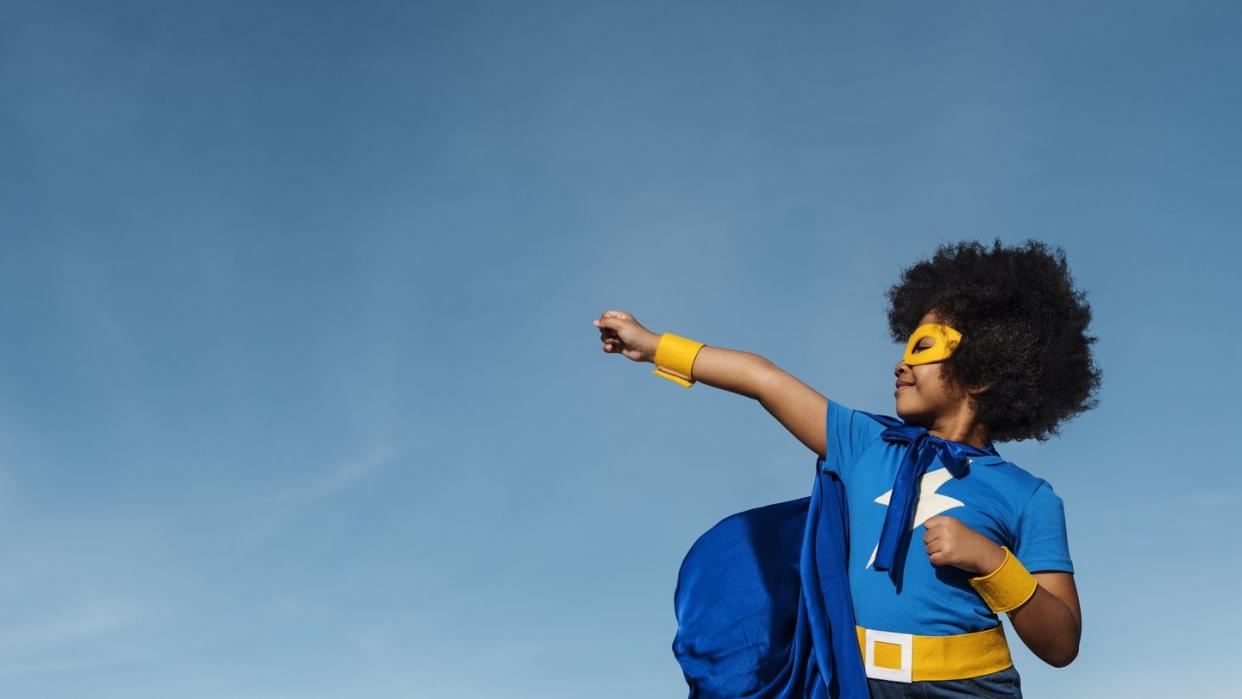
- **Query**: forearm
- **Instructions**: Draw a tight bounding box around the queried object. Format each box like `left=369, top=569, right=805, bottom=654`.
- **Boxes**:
left=956, top=543, right=1081, bottom=669
left=1007, top=584, right=1080, bottom=667
left=637, top=327, right=825, bottom=454
left=681, top=344, right=774, bottom=400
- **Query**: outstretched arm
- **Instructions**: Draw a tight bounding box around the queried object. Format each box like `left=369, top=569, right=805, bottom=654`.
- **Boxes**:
left=593, top=309, right=829, bottom=458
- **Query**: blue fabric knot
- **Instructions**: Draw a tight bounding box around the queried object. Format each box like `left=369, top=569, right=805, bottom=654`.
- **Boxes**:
left=858, top=412, right=1000, bottom=586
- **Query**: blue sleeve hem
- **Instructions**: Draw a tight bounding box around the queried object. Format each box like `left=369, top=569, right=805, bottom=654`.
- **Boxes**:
left=1021, top=559, right=1075, bottom=574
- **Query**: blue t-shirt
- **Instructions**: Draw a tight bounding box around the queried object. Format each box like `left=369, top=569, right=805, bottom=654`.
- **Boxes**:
left=818, top=398, right=1074, bottom=635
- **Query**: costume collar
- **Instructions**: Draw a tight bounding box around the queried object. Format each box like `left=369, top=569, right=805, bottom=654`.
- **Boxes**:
left=858, top=410, right=1003, bottom=470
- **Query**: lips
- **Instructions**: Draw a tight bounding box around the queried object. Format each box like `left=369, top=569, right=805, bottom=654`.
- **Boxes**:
left=895, top=381, right=914, bottom=389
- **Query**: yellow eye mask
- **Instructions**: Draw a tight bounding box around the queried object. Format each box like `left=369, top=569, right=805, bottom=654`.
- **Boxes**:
left=902, top=323, right=963, bottom=365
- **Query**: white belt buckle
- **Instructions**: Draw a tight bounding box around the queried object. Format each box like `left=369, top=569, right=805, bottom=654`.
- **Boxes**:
left=864, top=628, right=914, bottom=683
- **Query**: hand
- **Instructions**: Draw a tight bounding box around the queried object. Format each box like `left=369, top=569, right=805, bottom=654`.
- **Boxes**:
left=922, top=515, right=1007, bottom=576
left=593, top=310, right=659, bottom=363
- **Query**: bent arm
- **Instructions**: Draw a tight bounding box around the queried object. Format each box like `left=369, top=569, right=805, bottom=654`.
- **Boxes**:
left=682, top=347, right=828, bottom=458
left=1006, top=571, right=1082, bottom=667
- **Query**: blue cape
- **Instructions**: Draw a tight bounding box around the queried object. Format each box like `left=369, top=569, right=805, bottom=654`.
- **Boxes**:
left=672, top=467, right=870, bottom=698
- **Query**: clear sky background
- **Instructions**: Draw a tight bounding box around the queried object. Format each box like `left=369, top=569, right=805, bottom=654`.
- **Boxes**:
left=2, top=1, right=1240, bottom=697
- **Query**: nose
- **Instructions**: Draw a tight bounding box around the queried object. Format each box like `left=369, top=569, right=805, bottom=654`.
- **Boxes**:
left=894, top=361, right=909, bottom=377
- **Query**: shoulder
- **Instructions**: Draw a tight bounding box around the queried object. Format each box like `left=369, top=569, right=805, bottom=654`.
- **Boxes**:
left=822, top=399, right=893, bottom=474
left=826, top=398, right=896, bottom=430
left=991, top=461, right=1075, bottom=573
left=825, top=399, right=894, bottom=451
left=981, top=459, right=1067, bottom=516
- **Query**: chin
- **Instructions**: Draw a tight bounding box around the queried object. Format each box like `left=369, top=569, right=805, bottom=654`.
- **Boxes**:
left=894, top=400, right=930, bottom=426
left=894, top=394, right=914, bottom=416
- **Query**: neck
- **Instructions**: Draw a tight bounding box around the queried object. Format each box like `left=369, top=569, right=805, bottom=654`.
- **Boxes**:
left=929, top=425, right=990, bottom=449
left=927, top=409, right=990, bottom=449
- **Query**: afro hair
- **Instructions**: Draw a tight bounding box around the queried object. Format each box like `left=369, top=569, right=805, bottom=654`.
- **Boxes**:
left=885, top=238, right=1102, bottom=443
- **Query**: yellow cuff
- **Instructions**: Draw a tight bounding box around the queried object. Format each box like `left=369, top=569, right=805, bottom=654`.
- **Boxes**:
left=651, top=332, right=705, bottom=388
left=969, top=546, right=1037, bottom=614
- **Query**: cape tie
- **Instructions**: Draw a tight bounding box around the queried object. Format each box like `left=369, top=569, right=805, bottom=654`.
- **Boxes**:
left=859, top=413, right=1000, bottom=585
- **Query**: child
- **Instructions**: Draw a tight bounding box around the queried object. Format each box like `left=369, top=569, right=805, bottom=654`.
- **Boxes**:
left=593, top=239, right=1098, bottom=698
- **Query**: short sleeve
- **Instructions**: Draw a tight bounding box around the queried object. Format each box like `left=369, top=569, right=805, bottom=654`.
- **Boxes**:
left=1013, top=481, right=1075, bottom=574
left=822, top=398, right=885, bottom=479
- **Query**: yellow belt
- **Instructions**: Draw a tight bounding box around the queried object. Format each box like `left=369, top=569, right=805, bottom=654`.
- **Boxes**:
left=855, top=624, right=1013, bottom=683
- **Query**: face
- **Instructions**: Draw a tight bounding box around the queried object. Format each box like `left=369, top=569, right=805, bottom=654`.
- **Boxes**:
left=893, top=310, right=965, bottom=425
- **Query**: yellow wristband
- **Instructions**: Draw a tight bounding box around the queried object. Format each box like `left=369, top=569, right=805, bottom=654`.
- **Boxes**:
left=651, top=332, right=705, bottom=388
left=969, top=546, right=1038, bottom=614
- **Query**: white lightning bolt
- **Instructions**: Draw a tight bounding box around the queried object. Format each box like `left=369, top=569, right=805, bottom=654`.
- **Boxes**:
left=866, top=467, right=964, bottom=569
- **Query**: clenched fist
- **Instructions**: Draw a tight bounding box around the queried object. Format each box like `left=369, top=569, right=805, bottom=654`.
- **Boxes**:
left=593, top=310, right=660, bottom=363
left=922, top=515, right=1007, bottom=576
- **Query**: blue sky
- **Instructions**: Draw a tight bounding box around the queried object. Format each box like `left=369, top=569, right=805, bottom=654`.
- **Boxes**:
left=1, top=1, right=1240, bottom=696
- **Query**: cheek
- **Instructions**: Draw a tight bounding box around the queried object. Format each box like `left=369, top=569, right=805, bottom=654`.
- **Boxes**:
left=912, top=366, right=948, bottom=399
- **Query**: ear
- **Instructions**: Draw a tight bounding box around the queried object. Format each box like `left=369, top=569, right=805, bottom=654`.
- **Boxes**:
left=966, top=382, right=993, bottom=397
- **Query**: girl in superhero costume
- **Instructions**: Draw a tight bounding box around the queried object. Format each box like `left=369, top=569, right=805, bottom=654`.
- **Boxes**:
left=593, top=239, right=1098, bottom=698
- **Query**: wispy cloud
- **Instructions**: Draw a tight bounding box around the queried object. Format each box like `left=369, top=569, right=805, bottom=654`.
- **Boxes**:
left=0, top=597, right=163, bottom=677
left=280, top=443, right=402, bottom=506
left=229, top=442, right=407, bottom=549
left=0, top=599, right=148, bottom=652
